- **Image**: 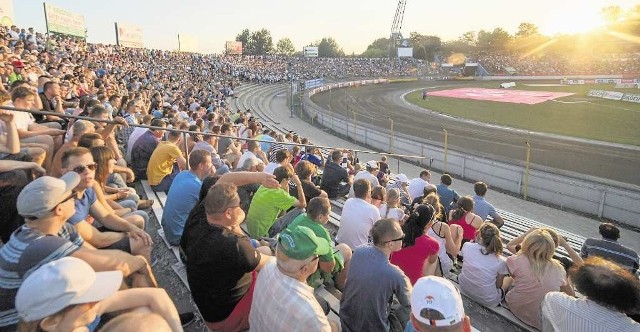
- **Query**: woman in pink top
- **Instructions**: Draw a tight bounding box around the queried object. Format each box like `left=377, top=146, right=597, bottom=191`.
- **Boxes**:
left=448, top=196, right=483, bottom=244
left=505, top=229, right=575, bottom=330
left=390, top=204, right=440, bottom=285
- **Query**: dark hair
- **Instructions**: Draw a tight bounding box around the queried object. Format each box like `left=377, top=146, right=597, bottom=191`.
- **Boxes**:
left=474, top=182, right=488, bottom=196
left=441, top=173, right=452, bottom=186
left=77, top=133, right=104, bottom=148
left=352, top=179, right=370, bottom=199
left=188, top=149, right=210, bottom=169
left=150, top=118, right=166, bottom=129
left=90, top=146, right=115, bottom=186
left=204, top=183, right=238, bottom=215
left=402, top=204, right=435, bottom=247
left=419, top=170, right=431, bottom=178
left=570, top=257, right=640, bottom=313
left=331, top=150, right=342, bottom=162
left=598, top=223, right=620, bottom=240
left=273, top=166, right=292, bottom=183
left=43, top=81, right=57, bottom=93
left=61, top=147, right=91, bottom=168
left=89, top=104, right=108, bottom=118
left=295, top=160, right=316, bottom=179
left=307, top=197, right=330, bottom=220
left=371, top=218, right=399, bottom=246
left=10, top=86, right=34, bottom=102
left=275, top=149, right=291, bottom=163
left=451, top=196, right=474, bottom=220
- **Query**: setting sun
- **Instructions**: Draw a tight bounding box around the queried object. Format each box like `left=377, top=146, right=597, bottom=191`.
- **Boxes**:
left=540, top=6, right=606, bottom=35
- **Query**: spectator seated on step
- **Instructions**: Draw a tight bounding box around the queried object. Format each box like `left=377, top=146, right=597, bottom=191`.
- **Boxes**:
left=319, top=150, right=352, bottom=199
left=146, top=129, right=186, bottom=193
left=406, top=276, right=472, bottom=332
left=436, top=173, right=460, bottom=216
left=348, top=160, right=379, bottom=198
left=408, top=170, right=431, bottom=201
left=472, top=181, right=504, bottom=228
left=580, top=222, right=639, bottom=274
left=335, top=179, right=380, bottom=251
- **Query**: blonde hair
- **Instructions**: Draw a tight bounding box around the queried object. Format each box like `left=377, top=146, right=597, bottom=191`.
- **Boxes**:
left=519, top=229, right=563, bottom=280
left=387, top=188, right=400, bottom=208
left=476, top=222, right=503, bottom=255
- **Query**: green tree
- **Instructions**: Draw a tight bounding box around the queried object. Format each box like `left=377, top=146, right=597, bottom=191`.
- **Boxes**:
left=361, top=37, right=390, bottom=58
left=235, top=29, right=251, bottom=55
left=275, top=37, right=296, bottom=56
left=413, top=45, right=427, bottom=60
left=516, top=22, right=539, bottom=38
left=458, top=31, right=477, bottom=46
left=250, top=29, right=273, bottom=55
left=316, top=37, right=344, bottom=57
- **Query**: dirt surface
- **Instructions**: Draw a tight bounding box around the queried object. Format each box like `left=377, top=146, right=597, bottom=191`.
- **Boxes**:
left=310, top=81, right=640, bottom=186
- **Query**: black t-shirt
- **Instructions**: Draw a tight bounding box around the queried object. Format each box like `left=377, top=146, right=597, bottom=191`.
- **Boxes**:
left=320, top=161, right=349, bottom=198
left=289, top=180, right=322, bottom=205
left=182, top=214, right=260, bottom=322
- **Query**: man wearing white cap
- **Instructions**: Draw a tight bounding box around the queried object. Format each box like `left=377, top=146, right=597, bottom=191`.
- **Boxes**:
left=250, top=225, right=337, bottom=331
left=15, top=257, right=181, bottom=331
left=348, top=160, right=379, bottom=198
left=407, top=276, right=472, bottom=332
left=387, top=173, right=412, bottom=207
left=0, top=173, right=152, bottom=329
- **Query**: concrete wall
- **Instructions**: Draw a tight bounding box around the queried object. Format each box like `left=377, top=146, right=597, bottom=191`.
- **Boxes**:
left=303, top=81, right=640, bottom=228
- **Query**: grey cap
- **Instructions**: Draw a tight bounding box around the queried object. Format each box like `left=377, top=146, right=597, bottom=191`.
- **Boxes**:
left=17, top=173, right=80, bottom=219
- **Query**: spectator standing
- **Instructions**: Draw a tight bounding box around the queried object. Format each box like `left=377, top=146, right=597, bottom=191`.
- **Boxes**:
left=336, top=179, right=381, bottom=250
left=408, top=170, right=431, bottom=201
left=473, top=182, right=504, bottom=228
left=249, top=226, right=336, bottom=331
left=390, top=204, right=440, bottom=285
left=340, top=218, right=412, bottom=332
left=580, top=223, right=639, bottom=273
left=541, top=257, right=640, bottom=332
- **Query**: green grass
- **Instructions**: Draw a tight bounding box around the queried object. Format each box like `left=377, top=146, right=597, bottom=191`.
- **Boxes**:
left=405, top=82, right=640, bottom=145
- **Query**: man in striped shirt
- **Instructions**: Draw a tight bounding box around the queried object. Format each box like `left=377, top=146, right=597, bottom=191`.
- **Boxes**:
left=580, top=223, right=638, bottom=273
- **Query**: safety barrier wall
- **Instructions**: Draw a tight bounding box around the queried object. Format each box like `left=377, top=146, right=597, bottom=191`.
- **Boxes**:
left=302, top=80, right=640, bottom=227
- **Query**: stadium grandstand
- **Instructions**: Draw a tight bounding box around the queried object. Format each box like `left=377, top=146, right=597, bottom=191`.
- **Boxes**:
left=0, top=2, right=639, bottom=332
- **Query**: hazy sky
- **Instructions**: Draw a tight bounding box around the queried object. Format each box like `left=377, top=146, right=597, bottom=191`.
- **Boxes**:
left=12, top=0, right=640, bottom=54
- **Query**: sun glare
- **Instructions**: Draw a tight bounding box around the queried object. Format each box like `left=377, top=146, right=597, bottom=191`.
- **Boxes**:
left=541, top=7, right=606, bottom=35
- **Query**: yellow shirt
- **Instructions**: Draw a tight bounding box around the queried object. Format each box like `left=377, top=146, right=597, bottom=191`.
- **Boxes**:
left=147, top=141, right=182, bottom=185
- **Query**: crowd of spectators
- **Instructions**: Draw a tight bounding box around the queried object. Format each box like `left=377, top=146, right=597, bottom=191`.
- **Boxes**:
left=0, top=21, right=639, bottom=332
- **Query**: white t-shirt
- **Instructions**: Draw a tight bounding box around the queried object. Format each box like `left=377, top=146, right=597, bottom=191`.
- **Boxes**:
left=348, top=171, right=379, bottom=198
left=264, top=162, right=280, bottom=175
left=336, top=198, right=381, bottom=250
left=237, top=150, right=257, bottom=168
left=458, top=242, right=509, bottom=307
left=378, top=203, right=404, bottom=220
left=408, top=177, right=429, bottom=200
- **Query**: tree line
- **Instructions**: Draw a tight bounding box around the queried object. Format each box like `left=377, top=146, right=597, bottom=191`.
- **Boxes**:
left=232, top=5, right=639, bottom=58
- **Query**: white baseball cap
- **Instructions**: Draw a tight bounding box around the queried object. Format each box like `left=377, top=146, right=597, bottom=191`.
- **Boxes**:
left=395, top=173, right=410, bottom=184
left=16, top=257, right=123, bottom=322
left=365, top=160, right=379, bottom=169
left=410, top=276, right=465, bottom=327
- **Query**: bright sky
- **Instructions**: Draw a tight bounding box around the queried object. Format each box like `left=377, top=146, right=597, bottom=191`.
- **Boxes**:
left=12, top=0, right=640, bottom=54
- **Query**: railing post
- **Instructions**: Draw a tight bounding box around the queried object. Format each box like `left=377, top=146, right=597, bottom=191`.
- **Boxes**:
left=183, top=132, right=190, bottom=170
left=598, top=189, right=606, bottom=218
left=524, top=141, right=531, bottom=199
left=443, top=128, right=448, bottom=173
left=388, top=117, right=394, bottom=153
left=351, top=110, right=356, bottom=142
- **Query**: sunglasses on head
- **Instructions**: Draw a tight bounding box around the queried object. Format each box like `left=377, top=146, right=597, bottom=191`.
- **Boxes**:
left=73, top=162, right=97, bottom=174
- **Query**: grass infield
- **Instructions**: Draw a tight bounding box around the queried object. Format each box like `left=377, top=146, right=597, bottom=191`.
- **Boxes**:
left=405, top=82, right=640, bottom=146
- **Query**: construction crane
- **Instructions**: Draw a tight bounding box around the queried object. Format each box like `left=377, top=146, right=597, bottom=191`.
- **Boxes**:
left=389, top=0, right=407, bottom=58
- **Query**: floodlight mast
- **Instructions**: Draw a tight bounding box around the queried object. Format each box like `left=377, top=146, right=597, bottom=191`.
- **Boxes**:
left=389, top=0, right=407, bottom=58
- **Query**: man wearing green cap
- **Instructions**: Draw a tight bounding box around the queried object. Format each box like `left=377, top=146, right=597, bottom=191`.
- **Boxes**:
left=249, top=225, right=338, bottom=331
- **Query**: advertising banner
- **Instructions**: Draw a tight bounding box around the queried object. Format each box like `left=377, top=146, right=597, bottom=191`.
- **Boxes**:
left=397, top=47, right=413, bottom=58
left=225, top=41, right=242, bottom=55
left=303, top=46, right=318, bottom=58
left=0, top=0, right=13, bottom=26
left=115, top=23, right=143, bottom=48
left=304, top=78, right=324, bottom=90
left=44, top=3, right=85, bottom=38
left=587, top=90, right=605, bottom=98
left=602, top=91, right=624, bottom=100
left=621, top=93, right=640, bottom=103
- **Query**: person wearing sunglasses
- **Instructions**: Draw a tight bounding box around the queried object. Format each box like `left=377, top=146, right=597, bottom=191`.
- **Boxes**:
left=60, top=147, right=153, bottom=263
left=250, top=225, right=338, bottom=331
left=340, top=218, right=412, bottom=332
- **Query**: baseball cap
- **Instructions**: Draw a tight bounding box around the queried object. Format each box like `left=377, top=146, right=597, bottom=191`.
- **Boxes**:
left=278, top=226, right=331, bottom=260
left=395, top=173, right=410, bottom=184
left=411, top=276, right=464, bottom=327
left=12, top=59, right=24, bottom=68
left=366, top=160, right=379, bottom=169
left=15, top=257, right=123, bottom=322
left=17, top=173, right=80, bottom=219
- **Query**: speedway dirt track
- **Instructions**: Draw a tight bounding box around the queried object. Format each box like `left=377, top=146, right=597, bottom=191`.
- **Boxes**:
left=310, top=81, right=640, bottom=186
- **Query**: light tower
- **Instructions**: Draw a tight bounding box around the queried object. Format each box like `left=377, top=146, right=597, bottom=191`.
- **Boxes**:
left=389, top=0, right=407, bottom=58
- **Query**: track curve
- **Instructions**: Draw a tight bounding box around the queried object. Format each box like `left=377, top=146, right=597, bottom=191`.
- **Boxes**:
left=311, top=81, right=640, bottom=186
